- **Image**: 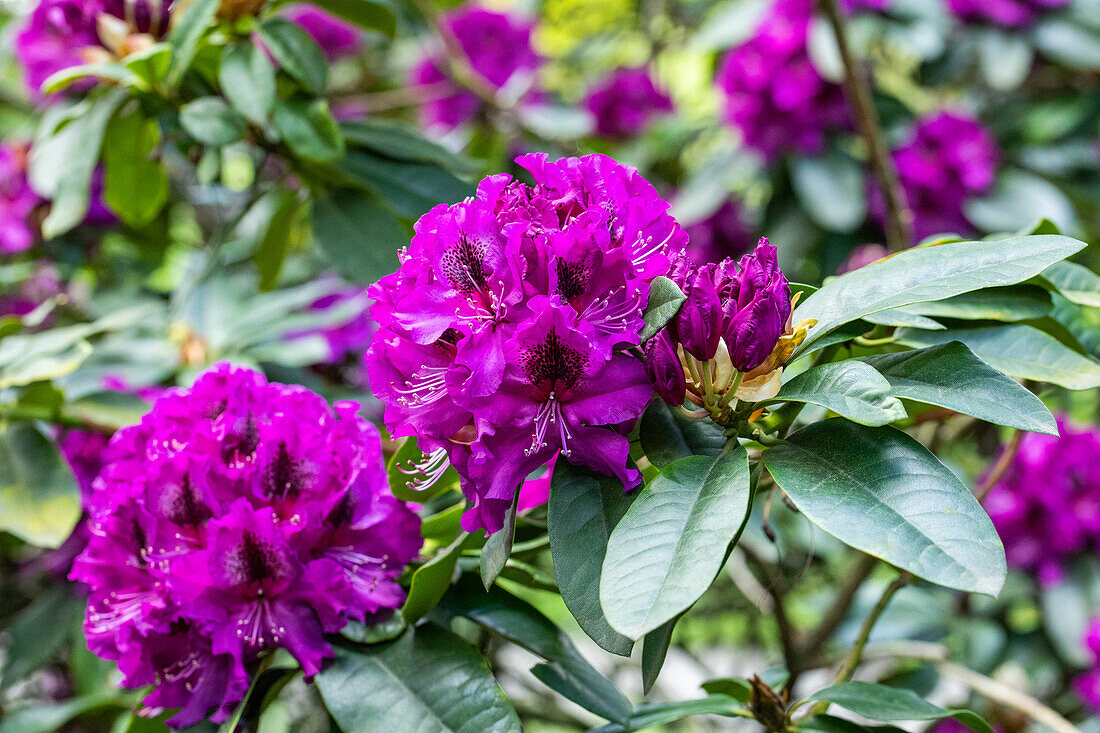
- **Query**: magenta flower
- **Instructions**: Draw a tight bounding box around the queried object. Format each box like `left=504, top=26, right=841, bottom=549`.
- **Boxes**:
left=70, top=364, right=421, bottom=728
left=984, top=417, right=1100, bottom=585
left=715, top=0, right=850, bottom=159
left=0, top=143, right=42, bottom=255
left=410, top=6, right=541, bottom=133
left=366, top=153, right=688, bottom=533
left=584, top=67, right=673, bottom=139
left=1078, top=621, right=1100, bottom=712
left=14, top=0, right=99, bottom=98
left=875, top=111, right=999, bottom=242
left=282, top=4, right=362, bottom=60
left=947, top=0, right=1070, bottom=28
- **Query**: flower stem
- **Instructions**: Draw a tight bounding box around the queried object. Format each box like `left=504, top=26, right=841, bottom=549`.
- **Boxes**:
left=818, top=0, right=913, bottom=252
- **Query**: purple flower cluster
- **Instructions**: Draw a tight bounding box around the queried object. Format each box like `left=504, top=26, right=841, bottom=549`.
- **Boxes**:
left=366, top=153, right=686, bottom=533
left=583, top=67, right=673, bottom=139
left=70, top=364, right=421, bottom=727
left=878, top=111, right=999, bottom=242
left=984, top=418, right=1100, bottom=585
left=715, top=0, right=850, bottom=160
left=281, top=4, right=362, bottom=61
left=0, top=143, right=41, bottom=255
left=645, top=239, right=792, bottom=417
left=947, top=0, right=1070, bottom=28
left=410, top=6, right=541, bottom=133
left=1078, top=621, right=1100, bottom=713
left=684, top=201, right=756, bottom=266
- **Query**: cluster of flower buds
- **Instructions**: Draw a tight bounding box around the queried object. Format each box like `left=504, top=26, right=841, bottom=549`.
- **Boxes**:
left=645, top=239, right=810, bottom=425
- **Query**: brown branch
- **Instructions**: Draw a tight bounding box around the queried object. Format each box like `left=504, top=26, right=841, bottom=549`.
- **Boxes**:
left=740, top=543, right=799, bottom=678
left=975, top=430, right=1023, bottom=502
left=799, top=553, right=879, bottom=665
left=819, top=0, right=914, bottom=252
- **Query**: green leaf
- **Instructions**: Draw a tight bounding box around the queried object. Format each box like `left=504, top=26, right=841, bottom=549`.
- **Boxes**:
left=0, top=586, right=85, bottom=693
left=0, top=423, right=82, bottom=548
left=895, top=324, right=1100, bottom=391
left=179, top=97, right=247, bottom=147
left=807, top=681, right=994, bottom=733
left=0, top=695, right=123, bottom=733
left=307, top=0, right=396, bottom=36
left=167, top=0, right=219, bottom=84
left=311, top=189, right=407, bottom=283
left=641, top=617, right=677, bottom=694
left=480, top=495, right=518, bottom=589
left=1040, top=557, right=1100, bottom=666
left=975, top=27, right=1033, bottom=90
left=639, top=276, right=686, bottom=342
left=859, top=342, right=1057, bottom=435
left=253, top=191, right=302, bottom=290
left=700, top=678, right=752, bottom=703
left=1033, top=17, right=1100, bottom=70
left=440, top=577, right=631, bottom=724
left=386, top=437, right=458, bottom=504
left=547, top=463, right=636, bottom=656
left=1047, top=292, right=1100, bottom=360
left=124, top=43, right=171, bottom=87
left=601, top=442, right=752, bottom=639
left=257, top=17, right=328, bottom=93
left=964, top=169, right=1078, bottom=235
left=763, top=419, right=1006, bottom=595
left=792, top=235, right=1086, bottom=355
left=273, top=97, right=344, bottom=163
left=589, top=696, right=750, bottom=733
left=341, top=119, right=469, bottom=168
left=40, top=62, right=130, bottom=95
left=401, top=532, right=472, bottom=623
left=882, top=286, right=1053, bottom=323
left=336, top=150, right=474, bottom=219
left=315, top=625, right=521, bottom=733
left=639, top=399, right=727, bottom=469
left=770, top=361, right=907, bottom=426
left=37, top=89, right=128, bottom=238
left=790, top=149, right=867, bottom=233
left=219, top=42, right=276, bottom=125
left=1041, top=260, right=1100, bottom=307
left=103, top=110, right=169, bottom=227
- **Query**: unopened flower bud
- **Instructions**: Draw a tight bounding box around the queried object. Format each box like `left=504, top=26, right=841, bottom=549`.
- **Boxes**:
left=674, top=267, right=723, bottom=361
left=644, top=330, right=686, bottom=406
left=724, top=238, right=791, bottom=373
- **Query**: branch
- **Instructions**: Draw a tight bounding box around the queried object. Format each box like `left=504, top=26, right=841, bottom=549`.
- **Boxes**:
left=819, top=0, right=914, bottom=252
left=975, top=430, right=1023, bottom=502
left=799, top=553, right=879, bottom=665
left=740, top=543, right=799, bottom=678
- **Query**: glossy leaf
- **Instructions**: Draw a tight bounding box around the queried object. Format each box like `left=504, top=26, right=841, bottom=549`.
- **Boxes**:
left=639, top=399, right=726, bottom=469
left=480, top=495, right=518, bottom=589
left=639, top=276, right=686, bottom=342
left=316, top=625, right=521, bottom=733
left=336, top=150, right=474, bottom=219
left=896, top=324, right=1100, bottom=391
left=808, top=682, right=994, bottom=733
left=103, top=110, right=169, bottom=227
left=1042, top=260, right=1100, bottom=307
left=859, top=342, right=1057, bottom=435
left=312, top=189, right=407, bottom=283
left=763, top=420, right=1006, bottom=595
left=770, top=361, right=907, bottom=426
left=547, top=463, right=636, bottom=656
left=257, top=18, right=328, bottom=93
left=881, top=286, right=1053, bottom=323
left=179, top=97, right=247, bottom=147
left=601, top=442, right=752, bottom=639
left=166, top=0, right=218, bottom=84
left=273, top=98, right=345, bottom=163
left=792, top=235, right=1085, bottom=355
left=219, top=42, right=275, bottom=125
left=341, top=119, right=469, bottom=168
left=401, top=532, right=472, bottom=623
left=0, top=423, right=82, bottom=548
left=589, top=696, right=750, bottom=733
left=641, top=617, right=677, bottom=694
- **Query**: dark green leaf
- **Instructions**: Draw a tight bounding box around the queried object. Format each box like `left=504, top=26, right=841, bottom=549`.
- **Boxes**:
left=315, top=625, right=521, bottom=733
left=167, top=0, right=219, bottom=84
left=771, top=361, right=907, bottom=426
left=887, top=286, right=1053, bottom=323
left=341, top=612, right=406, bottom=644
left=257, top=18, right=328, bottom=93
left=547, top=463, right=636, bottom=656
left=0, top=423, right=82, bottom=548
left=253, top=191, right=302, bottom=290
left=219, top=42, right=276, bottom=125
left=480, top=495, right=518, bottom=589
left=807, top=681, right=994, bottom=733
left=641, top=617, right=677, bottom=694
left=0, top=695, right=123, bottom=733
left=639, top=276, right=686, bottom=342
left=790, top=150, right=867, bottom=233
left=1047, top=293, right=1100, bottom=360
left=311, top=189, right=407, bottom=283
left=341, top=119, right=468, bottom=167
left=103, top=110, right=168, bottom=227
left=700, top=678, right=751, bottom=703
left=601, top=442, right=752, bottom=639
left=273, top=98, right=344, bottom=163
left=763, top=420, right=1006, bottom=595
left=639, top=399, right=727, bottom=469
left=858, top=342, right=1057, bottom=435
left=792, top=235, right=1086, bottom=355
left=179, top=97, right=247, bottom=146
left=336, top=150, right=474, bottom=219
left=0, top=587, right=84, bottom=693
left=1041, top=260, right=1100, bottom=307
left=588, top=696, right=750, bottom=733
left=307, top=0, right=395, bottom=35
left=401, top=532, right=472, bottom=623
left=895, top=324, right=1100, bottom=391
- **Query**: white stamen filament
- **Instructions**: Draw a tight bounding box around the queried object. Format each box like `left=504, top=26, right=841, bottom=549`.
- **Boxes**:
left=397, top=447, right=451, bottom=491
left=526, top=393, right=573, bottom=457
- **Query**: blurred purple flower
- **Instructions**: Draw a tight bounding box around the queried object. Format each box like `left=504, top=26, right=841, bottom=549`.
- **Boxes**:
left=985, top=417, right=1100, bottom=585
left=0, top=143, right=42, bottom=255
left=584, top=67, right=673, bottom=139
left=875, top=111, right=999, bottom=242
left=685, top=201, right=756, bottom=265
left=14, top=0, right=99, bottom=98
left=70, top=364, right=421, bottom=727
left=1077, top=621, right=1100, bottom=712
left=836, top=243, right=889, bottom=274
left=410, top=6, right=541, bottom=133
left=947, top=0, right=1070, bottom=28
left=716, top=0, right=850, bottom=159
left=282, top=4, right=362, bottom=60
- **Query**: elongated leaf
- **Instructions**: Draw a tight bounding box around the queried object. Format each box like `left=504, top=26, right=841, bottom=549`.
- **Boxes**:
left=0, top=423, right=82, bottom=548
left=790, top=150, right=867, bottom=233
left=41, top=62, right=130, bottom=94
left=336, top=150, right=474, bottom=219
left=480, top=495, right=517, bottom=588
left=316, top=625, right=521, bottom=733
left=547, top=463, right=636, bottom=656
left=639, top=399, right=726, bottom=469
left=872, top=286, right=1052, bottom=324
left=341, top=119, right=468, bottom=167
left=257, top=18, right=328, bottom=93
left=639, top=276, right=686, bottom=342
left=771, top=361, right=906, bottom=426
left=219, top=42, right=275, bottom=125
left=859, top=343, right=1057, bottom=435
left=401, top=533, right=471, bottom=623
left=179, top=97, right=246, bottom=146
left=1047, top=292, right=1100, bottom=360
left=312, top=189, right=407, bottom=283
left=641, top=617, right=677, bottom=694
left=440, top=578, right=631, bottom=724
left=896, top=324, right=1100, bottom=391
left=763, top=420, right=1006, bottom=595
left=103, top=110, right=168, bottom=227
left=793, top=235, right=1085, bottom=355
left=308, top=0, right=395, bottom=35
left=253, top=191, right=302, bottom=290
left=0, top=586, right=84, bottom=693
left=0, top=694, right=122, bottom=733
left=601, top=442, right=752, bottom=639
left=1042, top=260, right=1100, bottom=307
left=589, top=696, right=750, bottom=733
left=808, top=682, right=994, bottom=733
left=167, top=0, right=218, bottom=84
left=273, top=97, right=344, bottom=163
